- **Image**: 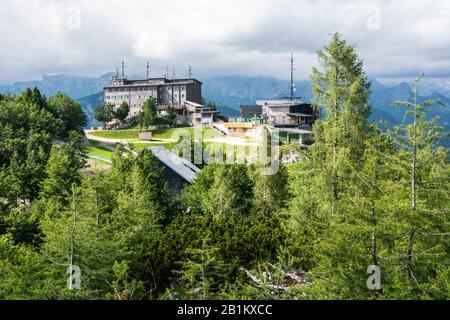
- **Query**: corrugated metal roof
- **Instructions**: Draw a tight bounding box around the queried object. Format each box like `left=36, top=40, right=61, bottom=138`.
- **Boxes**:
left=184, top=100, right=204, bottom=107
left=148, top=146, right=200, bottom=183
left=256, top=99, right=307, bottom=106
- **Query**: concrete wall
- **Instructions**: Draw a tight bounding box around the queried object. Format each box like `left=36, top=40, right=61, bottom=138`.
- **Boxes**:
left=185, top=82, right=202, bottom=104
left=104, top=86, right=158, bottom=117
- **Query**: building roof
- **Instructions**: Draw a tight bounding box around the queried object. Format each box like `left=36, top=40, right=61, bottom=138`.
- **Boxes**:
left=184, top=100, right=204, bottom=108
left=184, top=101, right=219, bottom=113
left=148, top=146, right=201, bottom=183
left=104, top=77, right=202, bottom=89
left=256, top=99, right=307, bottom=106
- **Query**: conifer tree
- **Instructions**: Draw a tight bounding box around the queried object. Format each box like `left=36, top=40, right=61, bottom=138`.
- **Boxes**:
left=286, top=33, right=376, bottom=298
left=310, top=32, right=372, bottom=216
left=385, top=74, right=450, bottom=297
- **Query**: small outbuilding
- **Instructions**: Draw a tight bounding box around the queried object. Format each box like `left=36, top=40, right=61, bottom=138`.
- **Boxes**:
left=148, top=146, right=201, bottom=194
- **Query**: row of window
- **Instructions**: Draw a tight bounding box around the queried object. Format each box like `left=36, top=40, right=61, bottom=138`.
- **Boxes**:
left=106, top=85, right=186, bottom=93
left=166, top=93, right=185, bottom=98
left=106, top=93, right=186, bottom=100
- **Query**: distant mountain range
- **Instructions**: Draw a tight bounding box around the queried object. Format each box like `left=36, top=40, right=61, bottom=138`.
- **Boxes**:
left=202, top=75, right=450, bottom=131
left=0, top=73, right=113, bottom=99
left=1, top=74, right=449, bottom=135
left=77, top=92, right=104, bottom=126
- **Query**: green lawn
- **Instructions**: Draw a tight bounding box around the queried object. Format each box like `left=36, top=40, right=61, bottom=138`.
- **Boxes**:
left=151, top=127, right=192, bottom=139
left=89, top=130, right=139, bottom=140
left=89, top=126, right=224, bottom=141
left=151, top=127, right=223, bottom=140
left=204, top=142, right=255, bottom=159
left=83, top=146, right=114, bottom=159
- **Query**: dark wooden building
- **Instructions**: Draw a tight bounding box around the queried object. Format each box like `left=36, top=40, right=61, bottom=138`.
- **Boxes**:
left=240, top=105, right=263, bottom=119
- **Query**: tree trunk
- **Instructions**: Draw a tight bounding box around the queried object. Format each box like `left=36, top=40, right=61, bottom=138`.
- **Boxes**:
left=331, top=65, right=339, bottom=215
left=371, top=205, right=378, bottom=266
left=412, top=107, right=417, bottom=211
left=331, top=86, right=338, bottom=216
left=407, top=227, right=415, bottom=280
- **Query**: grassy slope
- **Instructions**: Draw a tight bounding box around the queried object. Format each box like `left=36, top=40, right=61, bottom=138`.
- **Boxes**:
left=83, top=146, right=114, bottom=159
left=89, top=130, right=140, bottom=140
left=89, top=127, right=224, bottom=141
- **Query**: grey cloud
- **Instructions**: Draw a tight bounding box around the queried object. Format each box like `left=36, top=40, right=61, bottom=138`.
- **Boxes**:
left=1, top=0, right=450, bottom=84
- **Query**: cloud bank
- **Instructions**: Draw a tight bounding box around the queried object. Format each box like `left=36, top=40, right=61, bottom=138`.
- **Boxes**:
left=1, top=0, right=450, bottom=83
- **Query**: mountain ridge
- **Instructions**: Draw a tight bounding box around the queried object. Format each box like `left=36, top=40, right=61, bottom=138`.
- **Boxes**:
left=1, top=74, right=449, bottom=132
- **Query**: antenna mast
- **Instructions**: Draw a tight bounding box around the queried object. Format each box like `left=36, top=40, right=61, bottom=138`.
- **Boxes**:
left=172, top=67, right=176, bottom=79
left=290, top=53, right=296, bottom=101
left=146, top=61, right=150, bottom=79
left=188, top=66, right=193, bottom=79
left=121, top=59, right=125, bottom=79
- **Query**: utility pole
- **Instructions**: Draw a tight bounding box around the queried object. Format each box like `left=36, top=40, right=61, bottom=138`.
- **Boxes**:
left=290, top=53, right=295, bottom=101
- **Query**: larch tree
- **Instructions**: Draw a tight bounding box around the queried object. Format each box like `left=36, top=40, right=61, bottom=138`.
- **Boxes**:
left=310, top=32, right=372, bottom=216
left=387, top=74, right=450, bottom=297
left=286, top=33, right=377, bottom=299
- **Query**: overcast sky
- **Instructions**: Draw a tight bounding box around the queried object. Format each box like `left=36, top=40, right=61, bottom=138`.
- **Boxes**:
left=1, top=0, right=450, bottom=84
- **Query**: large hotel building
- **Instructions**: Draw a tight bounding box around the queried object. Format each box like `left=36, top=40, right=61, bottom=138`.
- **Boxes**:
left=103, top=75, right=217, bottom=125
left=104, top=76, right=202, bottom=116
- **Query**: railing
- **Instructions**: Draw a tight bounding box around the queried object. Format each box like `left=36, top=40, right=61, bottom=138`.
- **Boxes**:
left=298, top=124, right=312, bottom=131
